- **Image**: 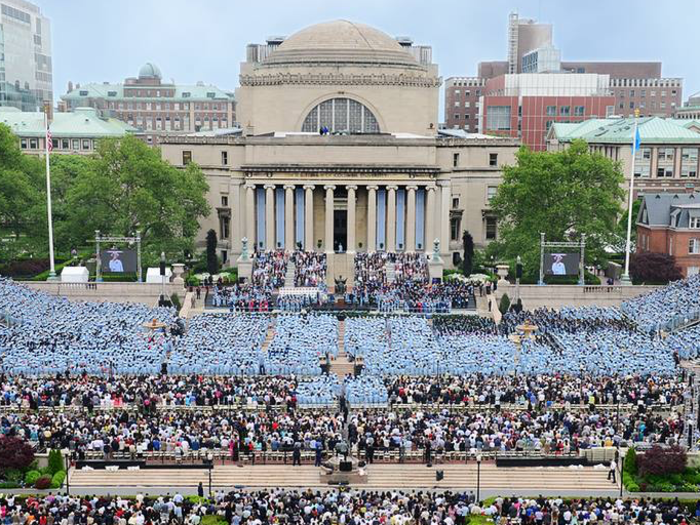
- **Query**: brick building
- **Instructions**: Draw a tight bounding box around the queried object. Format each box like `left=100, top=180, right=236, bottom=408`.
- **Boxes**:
left=60, top=63, right=235, bottom=144
left=636, top=192, right=700, bottom=277
left=444, top=12, right=683, bottom=138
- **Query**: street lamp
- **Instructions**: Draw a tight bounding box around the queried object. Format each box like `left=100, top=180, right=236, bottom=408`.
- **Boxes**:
left=619, top=454, right=625, bottom=498
left=205, top=452, right=214, bottom=496
left=476, top=454, right=482, bottom=503
left=62, top=448, right=70, bottom=495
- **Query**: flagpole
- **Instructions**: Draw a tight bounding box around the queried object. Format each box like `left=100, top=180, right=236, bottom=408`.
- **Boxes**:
left=44, top=109, right=57, bottom=280
left=621, top=109, right=640, bottom=285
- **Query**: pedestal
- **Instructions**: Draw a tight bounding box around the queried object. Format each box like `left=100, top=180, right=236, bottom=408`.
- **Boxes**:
left=172, top=263, right=185, bottom=285
left=320, top=456, right=367, bottom=485
left=496, top=264, right=510, bottom=285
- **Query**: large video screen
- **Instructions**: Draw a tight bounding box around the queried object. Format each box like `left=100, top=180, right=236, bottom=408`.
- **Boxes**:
left=101, top=248, right=137, bottom=273
left=544, top=252, right=580, bottom=276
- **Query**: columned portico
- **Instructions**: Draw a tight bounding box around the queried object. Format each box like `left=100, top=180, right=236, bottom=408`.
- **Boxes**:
left=347, top=185, right=357, bottom=253
left=245, top=184, right=255, bottom=245
left=284, top=185, right=295, bottom=250
left=304, top=185, right=315, bottom=250
left=406, top=185, right=417, bottom=252
left=264, top=184, right=275, bottom=250
left=367, top=185, right=378, bottom=252
left=324, top=185, right=335, bottom=254
left=425, top=184, right=436, bottom=253
left=386, top=185, right=397, bottom=252
left=438, top=180, right=451, bottom=255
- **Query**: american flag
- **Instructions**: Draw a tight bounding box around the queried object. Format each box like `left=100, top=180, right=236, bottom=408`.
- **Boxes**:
left=46, top=125, right=52, bottom=152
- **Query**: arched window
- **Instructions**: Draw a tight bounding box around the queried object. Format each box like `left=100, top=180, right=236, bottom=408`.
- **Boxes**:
left=301, top=98, right=380, bottom=133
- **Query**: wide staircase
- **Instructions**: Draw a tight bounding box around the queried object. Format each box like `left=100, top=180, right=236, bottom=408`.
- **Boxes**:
left=385, top=262, right=396, bottom=284
left=283, top=264, right=296, bottom=288
left=329, top=319, right=354, bottom=379
left=261, top=323, right=276, bottom=353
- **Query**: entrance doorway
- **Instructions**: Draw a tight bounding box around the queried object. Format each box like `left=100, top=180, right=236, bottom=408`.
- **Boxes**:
left=333, top=210, right=347, bottom=252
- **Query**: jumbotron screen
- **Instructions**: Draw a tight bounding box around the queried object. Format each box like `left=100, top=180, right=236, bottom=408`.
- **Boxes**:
left=544, top=252, right=580, bottom=276
left=101, top=248, right=137, bottom=273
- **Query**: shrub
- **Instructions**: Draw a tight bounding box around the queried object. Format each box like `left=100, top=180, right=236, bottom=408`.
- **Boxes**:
left=498, top=293, right=511, bottom=315
left=0, top=436, right=35, bottom=472
left=4, top=468, right=22, bottom=483
left=638, top=445, right=687, bottom=477
left=39, top=466, right=52, bottom=476
left=34, top=475, right=51, bottom=490
left=24, top=470, right=40, bottom=486
left=630, top=252, right=683, bottom=284
left=170, top=293, right=182, bottom=310
left=51, top=470, right=66, bottom=488
left=624, top=448, right=637, bottom=475
left=0, top=259, right=50, bottom=278
left=48, top=449, right=63, bottom=475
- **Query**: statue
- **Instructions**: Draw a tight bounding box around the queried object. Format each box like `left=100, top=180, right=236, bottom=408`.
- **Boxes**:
left=433, top=238, right=440, bottom=256
left=240, top=237, right=250, bottom=261
left=334, top=276, right=347, bottom=295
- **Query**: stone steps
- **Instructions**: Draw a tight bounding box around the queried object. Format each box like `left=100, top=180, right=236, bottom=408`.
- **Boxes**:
left=68, top=463, right=616, bottom=491
left=330, top=319, right=354, bottom=379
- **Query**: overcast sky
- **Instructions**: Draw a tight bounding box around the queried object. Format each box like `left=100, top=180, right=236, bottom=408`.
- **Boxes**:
left=41, top=0, right=698, bottom=112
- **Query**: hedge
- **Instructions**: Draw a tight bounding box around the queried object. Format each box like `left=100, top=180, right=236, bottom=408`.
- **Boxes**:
left=24, top=470, right=41, bottom=486
left=34, top=475, right=51, bottom=490
left=50, top=470, right=66, bottom=489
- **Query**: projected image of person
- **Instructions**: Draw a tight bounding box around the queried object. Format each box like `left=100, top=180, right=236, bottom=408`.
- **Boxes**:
left=551, top=253, right=566, bottom=275
left=108, top=250, right=124, bottom=272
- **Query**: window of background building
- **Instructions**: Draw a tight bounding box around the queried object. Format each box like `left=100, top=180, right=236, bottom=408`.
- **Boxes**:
left=453, top=153, right=460, bottom=167
left=221, top=151, right=228, bottom=165
left=487, top=186, right=498, bottom=202
left=546, top=106, right=556, bottom=116
left=81, top=140, right=90, bottom=150
left=485, top=217, right=497, bottom=240
left=221, top=195, right=229, bottom=208
left=61, top=139, right=69, bottom=149
left=486, top=106, right=511, bottom=131
left=690, top=238, right=700, bottom=254
left=20, top=139, right=27, bottom=149
left=681, top=148, right=699, bottom=178
left=560, top=106, right=570, bottom=116
left=29, top=138, right=38, bottom=149
left=454, top=114, right=460, bottom=120
left=489, top=153, right=498, bottom=167
left=574, top=106, right=585, bottom=116
left=182, top=151, right=192, bottom=165
left=452, top=197, right=460, bottom=209
left=450, top=218, right=461, bottom=241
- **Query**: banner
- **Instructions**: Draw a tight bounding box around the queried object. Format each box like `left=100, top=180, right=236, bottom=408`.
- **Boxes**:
left=101, top=248, right=137, bottom=273
left=544, top=252, right=580, bottom=276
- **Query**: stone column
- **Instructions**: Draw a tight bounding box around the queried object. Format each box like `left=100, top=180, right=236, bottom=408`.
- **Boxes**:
left=406, top=185, right=417, bottom=252
left=425, top=184, right=436, bottom=254
left=386, top=185, right=397, bottom=252
left=324, top=185, right=335, bottom=253
left=245, top=184, right=256, bottom=246
left=439, top=180, right=452, bottom=256
left=304, top=185, right=315, bottom=251
left=347, top=185, right=357, bottom=253
left=264, top=184, right=275, bottom=250
left=284, top=184, right=295, bottom=251
left=367, top=185, right=378, bottom=252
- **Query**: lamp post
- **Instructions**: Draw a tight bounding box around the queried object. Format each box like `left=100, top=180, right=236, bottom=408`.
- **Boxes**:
left=205, top=452, right=214, bottom=496
left=63, top=448, right=70, bottom=495
left=619, top=454, right=624, bottom=498
left=476, top=454, right=482, bottom=503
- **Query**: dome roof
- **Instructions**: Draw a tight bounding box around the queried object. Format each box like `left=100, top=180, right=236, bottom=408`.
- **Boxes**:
left=138, top=62, right=162, bottom=79
left=262, top=20, right=423, bottom=70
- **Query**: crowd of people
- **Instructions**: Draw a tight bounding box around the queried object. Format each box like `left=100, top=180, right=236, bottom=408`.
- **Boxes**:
left=621, top=274, right=700, bottom=331
left=209, top=284, right=272, bottom=312
left=292, top=251, right=327, bottom=287
left=0, top=492, right=694, bottom=525
left=252, top=250, right=288, bottom=289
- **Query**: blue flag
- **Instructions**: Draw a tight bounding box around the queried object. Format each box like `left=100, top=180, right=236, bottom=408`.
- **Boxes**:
left=632, top=127, right=641, bottom=152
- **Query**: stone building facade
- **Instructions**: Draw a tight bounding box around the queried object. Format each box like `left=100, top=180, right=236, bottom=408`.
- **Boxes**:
left=159, top=20, right=518, bottom=281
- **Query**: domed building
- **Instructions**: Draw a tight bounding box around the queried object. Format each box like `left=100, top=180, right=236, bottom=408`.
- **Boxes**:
left=159, top=21, right=519, bottom=280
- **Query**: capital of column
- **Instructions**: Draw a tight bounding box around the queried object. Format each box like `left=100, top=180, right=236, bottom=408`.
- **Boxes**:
left=323, top=184, right=336, bottom=191
left=346, top=185, right=358, bottom=191
left=283, top=184, right=295, bottom=190
left=244, top=183, right=256, bottom=190
left=437, top=180, right=452, bottom=188
left=264, top=183, right=276, bottom=190
left=406, top=185, right=419, bottom=191
left=367, top=185, right=379, bottom=191
left=387, top=185, right=399, bottom=191
left=426, top=184, right=437, bottom=192
left=303, top=184, right=315, bottom=191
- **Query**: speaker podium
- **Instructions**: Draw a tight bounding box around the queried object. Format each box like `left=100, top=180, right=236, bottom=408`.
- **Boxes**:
left=320, top=456, right=367, bottom=485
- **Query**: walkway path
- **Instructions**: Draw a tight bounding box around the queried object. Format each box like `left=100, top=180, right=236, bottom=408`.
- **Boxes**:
left=68, top=463, right=615, bottom=493
left=329, top=318, right=353, bottom=379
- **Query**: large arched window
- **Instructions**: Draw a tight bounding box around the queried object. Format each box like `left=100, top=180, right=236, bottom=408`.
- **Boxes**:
left=301, top=98, right=380, bottom=133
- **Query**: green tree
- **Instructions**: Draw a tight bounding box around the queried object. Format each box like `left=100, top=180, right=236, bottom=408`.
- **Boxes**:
left=206, top=229, right=218, bottom=275
left=63, top=136, right=210, bottom=266
left=0, top=124, right=43, bottom=252
left=498, top=293, right=511, bottom=315
left=489, top=140, right=625, bottom=279
left=630, top=252, right=683, bottom=284
left=462, top=230, right=474, bottom=276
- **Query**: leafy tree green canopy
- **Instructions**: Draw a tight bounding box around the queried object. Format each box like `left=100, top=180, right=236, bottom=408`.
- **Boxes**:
left=488, top=140, right=625, bottom=279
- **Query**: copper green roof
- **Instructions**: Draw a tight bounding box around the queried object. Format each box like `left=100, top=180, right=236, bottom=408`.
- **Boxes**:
left=0, top=107, right=137, bottom=138
left=61, top=82, right=234, bottom=103
left=550, top=116, right=700, bottom=145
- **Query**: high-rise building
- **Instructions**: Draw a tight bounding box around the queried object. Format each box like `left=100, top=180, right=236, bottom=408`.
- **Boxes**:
left=445, top=12, right=683, bottom=143
left=0, top=0, right=52, bottom=111
left=61, top=63, right=236, bottom=144
left=675, top=91, right=700, bottom=121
